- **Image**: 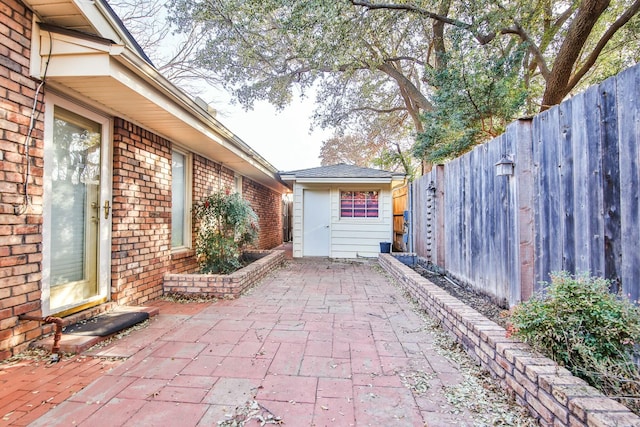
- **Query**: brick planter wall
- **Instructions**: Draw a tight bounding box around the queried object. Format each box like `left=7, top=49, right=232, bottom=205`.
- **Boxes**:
left=378, top=254, right=640, bottom=427
left=163, top=250, right=285, bottom=299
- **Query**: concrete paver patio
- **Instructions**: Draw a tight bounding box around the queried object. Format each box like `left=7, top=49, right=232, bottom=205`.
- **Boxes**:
left=25, top=259, right=496, bottom=426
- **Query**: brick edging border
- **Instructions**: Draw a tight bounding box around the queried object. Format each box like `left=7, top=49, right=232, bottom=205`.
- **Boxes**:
left=163, top=250, right=285, bottom=299
left=378, top=253, right=640, bottom=427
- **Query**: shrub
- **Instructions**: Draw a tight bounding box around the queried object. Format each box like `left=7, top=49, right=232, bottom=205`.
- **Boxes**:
left=192, top=190, right=259, bottom=274
left=509, top=272, right=640, bottom=410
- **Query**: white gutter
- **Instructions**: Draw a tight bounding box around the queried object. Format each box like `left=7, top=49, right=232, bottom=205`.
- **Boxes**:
left=116, top=48, right=280, bottom=177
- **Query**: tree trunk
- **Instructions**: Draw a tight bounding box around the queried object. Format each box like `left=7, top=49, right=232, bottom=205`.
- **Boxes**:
left=377, top=62, right=433, bottom=114
left=432, top=0, right=451, bottom=71
left=377, top=62, right=431, bottom=133
left=540, top=0, right=610, bottom=110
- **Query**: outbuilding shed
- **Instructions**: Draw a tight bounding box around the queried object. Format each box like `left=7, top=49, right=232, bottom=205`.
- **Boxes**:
left=280, top=164, right=406, bottom=258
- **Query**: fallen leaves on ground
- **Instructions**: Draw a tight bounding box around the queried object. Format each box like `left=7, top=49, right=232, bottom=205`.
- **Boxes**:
left=218, top=400, right=283, bottom=426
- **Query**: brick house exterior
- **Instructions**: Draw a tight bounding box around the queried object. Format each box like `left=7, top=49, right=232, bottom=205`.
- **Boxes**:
left=0, top=0, right=287, bottom=359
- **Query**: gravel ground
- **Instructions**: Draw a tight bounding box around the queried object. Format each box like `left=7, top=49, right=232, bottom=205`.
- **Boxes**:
left=413, top=262, right=510, bottom=327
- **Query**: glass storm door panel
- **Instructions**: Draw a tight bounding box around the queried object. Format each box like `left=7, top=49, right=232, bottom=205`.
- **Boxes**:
left=49, top=107, right=102, bottom=312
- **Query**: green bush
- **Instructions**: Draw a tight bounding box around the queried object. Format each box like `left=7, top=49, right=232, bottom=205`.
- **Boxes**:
left=192, top=190, right=259, bottom=274
left=509, top=272, right=640, bottom=410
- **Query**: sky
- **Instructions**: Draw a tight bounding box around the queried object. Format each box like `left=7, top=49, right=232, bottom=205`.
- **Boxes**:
left=202, top=91, right=333, bottom=173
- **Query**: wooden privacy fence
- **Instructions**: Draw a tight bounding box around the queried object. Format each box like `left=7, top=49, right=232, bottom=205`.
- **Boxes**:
left=412, top=63, right=640, bottom=306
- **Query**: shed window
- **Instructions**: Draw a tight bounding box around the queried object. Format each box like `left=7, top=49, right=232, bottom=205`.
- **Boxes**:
left=340, top=191, right=379, bottom=218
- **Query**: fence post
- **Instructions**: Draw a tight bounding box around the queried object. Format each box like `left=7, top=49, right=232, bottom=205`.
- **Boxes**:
left=515, top=118, right=535, bottom=301
left=434, top=165, right=446, bottom=269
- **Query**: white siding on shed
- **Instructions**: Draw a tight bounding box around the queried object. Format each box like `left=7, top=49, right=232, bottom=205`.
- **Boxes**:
left=292, top=183, right=393, bottom=258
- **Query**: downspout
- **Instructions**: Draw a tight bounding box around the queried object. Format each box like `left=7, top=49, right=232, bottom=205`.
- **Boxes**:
left=19, top=315, right=64, bottom=362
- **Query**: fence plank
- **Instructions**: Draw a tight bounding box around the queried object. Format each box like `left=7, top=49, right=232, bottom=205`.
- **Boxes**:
left=571, top=89, right=592, bottom=273
left=469, top=146, right=482, bottom=287
left=413, top=175, right=426, bottom=257
left=434, top=165, right=446, bottom=267
left=584, top=85, right=606, bottom=278
left=534, top=107, right=564, bottom=287
left=514, top=119, right=534, bottom=302
left=497, top=134, right=512, bottom=301
left=559, top=100, right=576, bottom=272
left=600, top=77, right=623, bottom=293
left=617, top=65, right=640, bottom=302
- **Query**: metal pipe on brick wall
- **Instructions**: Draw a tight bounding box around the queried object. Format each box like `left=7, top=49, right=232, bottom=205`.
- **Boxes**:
left=18, top=315, right=64, bottom=362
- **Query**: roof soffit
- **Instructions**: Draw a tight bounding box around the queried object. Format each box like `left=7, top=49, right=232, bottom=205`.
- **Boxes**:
left=29, top=11, right=287, bottom=193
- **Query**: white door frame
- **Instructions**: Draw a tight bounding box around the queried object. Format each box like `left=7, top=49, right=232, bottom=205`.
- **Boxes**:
left=42, top=94, right=112, bottom=316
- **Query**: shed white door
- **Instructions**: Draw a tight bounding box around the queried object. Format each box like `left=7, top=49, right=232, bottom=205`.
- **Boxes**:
left=303, top=189, right=330, bottom=256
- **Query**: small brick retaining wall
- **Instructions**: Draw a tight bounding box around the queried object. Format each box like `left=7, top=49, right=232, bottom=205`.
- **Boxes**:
left=163, top=250, right=285, bottom=299
left=379, top=253, right=640, bottom=427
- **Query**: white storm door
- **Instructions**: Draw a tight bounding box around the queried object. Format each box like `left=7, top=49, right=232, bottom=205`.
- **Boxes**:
left=303, top=189, right=330, bottom=256
left=43, top=97, right=112, bottom=315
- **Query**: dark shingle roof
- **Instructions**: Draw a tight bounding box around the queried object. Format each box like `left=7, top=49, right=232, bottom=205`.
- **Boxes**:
left=280, top=164, right=404, bottom=179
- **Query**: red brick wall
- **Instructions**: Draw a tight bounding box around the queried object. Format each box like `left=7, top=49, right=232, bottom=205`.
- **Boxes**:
left=0, top=0, right=283, bottom=358
left=193, top=154, right=235, bottom=199
left=190, top=153, right=283, bottom=254
left=243, top=179, right=283, bottom=249
left=111, top=119, right=172, bottom=306
left=0, top=1, right=48, bottom=360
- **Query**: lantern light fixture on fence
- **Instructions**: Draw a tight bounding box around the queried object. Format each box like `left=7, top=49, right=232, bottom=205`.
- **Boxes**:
left=495, top=155, right=515, bottom=176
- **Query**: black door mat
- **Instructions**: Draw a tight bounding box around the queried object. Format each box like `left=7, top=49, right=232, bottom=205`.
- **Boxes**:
left=64, top=311, right=149, bottom=336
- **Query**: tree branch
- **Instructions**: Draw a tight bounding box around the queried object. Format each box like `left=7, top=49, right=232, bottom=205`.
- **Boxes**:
left=351, top=0, right=470, bottom=29
left=567, top=0, right=640, bottom=92
left=377, top=61, right=433, bottom=112
left=397, top=84, right=424, bottom=132
left=541, top=0, right=612, bottom=109
left=349, top=106, right=407, bottom=114
left=503, top=22, right=551, bottom=79
left=386, top=56, right=426, bottom=65
left=351, top=0, right=498, bottom=44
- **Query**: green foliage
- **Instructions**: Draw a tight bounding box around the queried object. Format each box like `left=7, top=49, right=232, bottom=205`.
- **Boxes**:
left=320, top=124, right=418, bottom=180
left=414, top=32, right=528, bottom=163
left=510, top=272, right=640, bottom=407
left=167, top=0, right=432, bottom=167
left=192, top=190, right=259, bottom=274
left=163, top=0, right=639, bottom=168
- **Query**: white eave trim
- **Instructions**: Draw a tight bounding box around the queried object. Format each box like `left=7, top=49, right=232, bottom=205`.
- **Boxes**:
left=283, top=177, right=395, bottom=184
left=117, top=49, right=277, bottom=176
left=34, top=24, right=287, bottom=193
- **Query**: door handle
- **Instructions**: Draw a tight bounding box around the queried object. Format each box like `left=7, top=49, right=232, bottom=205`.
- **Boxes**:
left=103, top=200, right=111, bottom=219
